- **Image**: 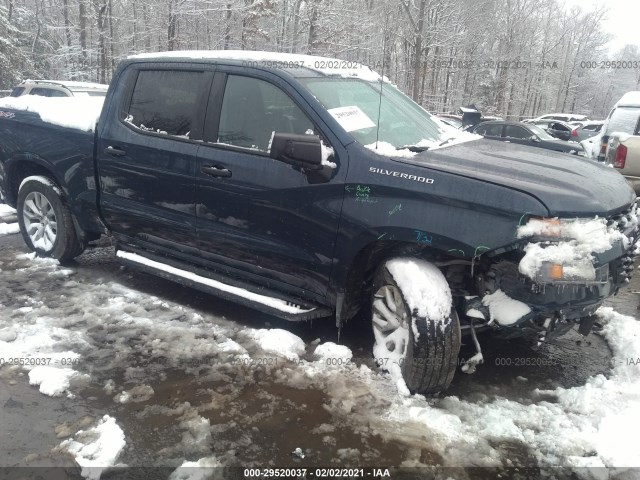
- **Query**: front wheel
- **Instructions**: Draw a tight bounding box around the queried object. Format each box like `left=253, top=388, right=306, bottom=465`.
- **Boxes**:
left=17, top=176, right=83, bottom=262
left=371, top=258, right=461, bottom=394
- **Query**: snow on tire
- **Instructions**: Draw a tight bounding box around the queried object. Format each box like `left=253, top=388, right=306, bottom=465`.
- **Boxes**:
left=372, top=257, right=461, bottom=395
left=17, top=176, right=83, bottom=262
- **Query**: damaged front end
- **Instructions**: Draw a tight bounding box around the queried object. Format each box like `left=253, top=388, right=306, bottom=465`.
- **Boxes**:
left=467, top=201, right=640, bottom=344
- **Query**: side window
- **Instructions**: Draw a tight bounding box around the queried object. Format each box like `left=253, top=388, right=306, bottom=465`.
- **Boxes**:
left=10, top=87, right=25, bottom=97
left=504, top=125, right=532, bottom=139
left=126, top=70, right=204, bottom=137
left=30, top=88, right=54, bottom=97
left=482, top=124, right=503, bottom=137
left=217, top=75, right=314, bottom=152
left=48, top=89, right=68, bottom=97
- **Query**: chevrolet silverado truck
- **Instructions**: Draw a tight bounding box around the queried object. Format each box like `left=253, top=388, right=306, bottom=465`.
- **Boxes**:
left=0, top=51, right=638, bottom=394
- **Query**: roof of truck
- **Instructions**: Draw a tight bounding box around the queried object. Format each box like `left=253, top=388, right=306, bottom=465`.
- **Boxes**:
left=615, top=91, right=640, bottom=108
left=127, top=50, right=386, bottom=82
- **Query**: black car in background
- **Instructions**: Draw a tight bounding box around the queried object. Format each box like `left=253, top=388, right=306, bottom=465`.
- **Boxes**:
left=529, top=119, right=575, bottom=141
left=470, top=121, right=584, bottom=155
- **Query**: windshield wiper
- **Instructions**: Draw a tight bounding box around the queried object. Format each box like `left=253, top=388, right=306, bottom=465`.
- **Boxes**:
left=397, top=144, right=430, bottom=152
left=438, top=136, right=456, bottom=147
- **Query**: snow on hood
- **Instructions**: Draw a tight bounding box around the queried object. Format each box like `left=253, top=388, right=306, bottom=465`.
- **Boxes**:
left=0, top=95, right=104, bottom=132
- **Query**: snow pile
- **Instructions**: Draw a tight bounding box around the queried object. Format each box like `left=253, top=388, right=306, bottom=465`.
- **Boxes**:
left=5, top=246, right=640, bottom=470
left=0, top=203, right=19, bottom=235
left=517, top=216, right=631, bottom=281
left=580, top=131, right=603, bottom=159
left=313, top=342, right=352, bottom=361
left=365, top=141, right=419, bottom=158
left=481, top=289, right=531, bottom=326
left=168, top=456, right=222, bottom=480
left=0, top=222, right=19, bottom=235
left=29, top=365, right=89, bottom=397
left=59, top=415, right=126, bottom=480
left=247, top=328, right=306, bottom=360
left=0, top=95, right=104, bottom=132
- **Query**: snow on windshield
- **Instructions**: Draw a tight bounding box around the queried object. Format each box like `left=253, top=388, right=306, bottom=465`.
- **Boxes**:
left=0, top=95, right=104, bottom=132
left=302, top=77, right=480, bottom=153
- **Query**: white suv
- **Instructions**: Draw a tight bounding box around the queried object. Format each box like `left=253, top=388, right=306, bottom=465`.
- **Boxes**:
left=9, top=80, right=108, bottom=98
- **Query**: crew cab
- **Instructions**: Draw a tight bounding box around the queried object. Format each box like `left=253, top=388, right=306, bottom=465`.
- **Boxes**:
left=0, top=51, right=638, bottom=394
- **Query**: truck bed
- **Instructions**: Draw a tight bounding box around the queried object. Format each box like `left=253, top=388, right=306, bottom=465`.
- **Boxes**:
left=0, top=103, right=104, bottom=237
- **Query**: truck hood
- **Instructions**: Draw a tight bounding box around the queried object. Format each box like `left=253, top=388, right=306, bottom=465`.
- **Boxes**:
left=405, top=139, right=635, bottom=216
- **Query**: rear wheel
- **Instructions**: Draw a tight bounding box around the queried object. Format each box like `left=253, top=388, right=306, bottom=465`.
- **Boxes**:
left=17, top=176, right=83, bottom=262
left=371, top=258, right=461, bottom=394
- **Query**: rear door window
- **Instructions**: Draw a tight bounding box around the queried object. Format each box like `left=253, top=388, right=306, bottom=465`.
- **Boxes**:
left=504, top=125, right=531, bottom=139
left=126, top=70, right=205, bottom=137
left=476, top=123, right=503, bottom=137
left=217, top=75, right=314, bottom=151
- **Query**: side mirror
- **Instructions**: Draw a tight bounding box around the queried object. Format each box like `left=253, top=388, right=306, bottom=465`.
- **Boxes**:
left=270, top=133, right=322, bottom=169
left=530, top=135, right=541, bottom=143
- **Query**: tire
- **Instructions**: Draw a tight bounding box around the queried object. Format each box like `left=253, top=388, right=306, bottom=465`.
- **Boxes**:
left=17, top=176, right=83, bottom=262
left=371, top=257, right=461, bottom=394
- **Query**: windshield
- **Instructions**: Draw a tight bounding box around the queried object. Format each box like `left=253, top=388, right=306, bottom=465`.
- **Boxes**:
left=608, top=107, right=640, bottom=135
left=528, top=124, right=556, bottom=140
left=300, top=78, right=465, bottom=150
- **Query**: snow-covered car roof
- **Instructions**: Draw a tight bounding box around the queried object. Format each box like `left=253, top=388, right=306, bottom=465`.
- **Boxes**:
left=615, top=91, right=640, bottom=108
left=127, top=50, right=385, bottom=82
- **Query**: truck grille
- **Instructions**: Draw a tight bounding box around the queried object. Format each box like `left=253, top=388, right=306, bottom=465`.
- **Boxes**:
left=607, top=200, right=640, bottom=235
left=607, top=200, right=640, bottom=286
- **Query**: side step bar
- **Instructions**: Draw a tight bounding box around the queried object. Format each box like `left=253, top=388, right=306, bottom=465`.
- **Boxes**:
left=116, top=249, right=333, bottom=321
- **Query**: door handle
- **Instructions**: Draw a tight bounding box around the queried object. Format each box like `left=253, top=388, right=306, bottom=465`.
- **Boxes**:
left=201, top=165, right=232, bottom=178
left=104, top=146, right=127, bottom=157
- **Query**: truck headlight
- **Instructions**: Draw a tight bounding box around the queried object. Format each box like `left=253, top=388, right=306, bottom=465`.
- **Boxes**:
left=534, top=260, right=608, bottom=284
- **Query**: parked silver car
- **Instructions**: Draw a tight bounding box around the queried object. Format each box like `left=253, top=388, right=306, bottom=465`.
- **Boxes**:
left=9, top=80, right=108, bottom=98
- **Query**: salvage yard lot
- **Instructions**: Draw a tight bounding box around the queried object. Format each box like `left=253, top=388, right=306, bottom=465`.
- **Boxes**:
left=1, top=227, right=640, bottom=479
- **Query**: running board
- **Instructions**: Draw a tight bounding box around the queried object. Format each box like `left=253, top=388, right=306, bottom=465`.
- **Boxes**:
left=116, top=249, right=333, bottom=321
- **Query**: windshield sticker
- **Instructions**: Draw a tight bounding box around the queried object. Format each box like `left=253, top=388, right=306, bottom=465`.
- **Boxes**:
left=328, top=106, right=376, bottom=132
left=0, top=111, right=16, bottom=119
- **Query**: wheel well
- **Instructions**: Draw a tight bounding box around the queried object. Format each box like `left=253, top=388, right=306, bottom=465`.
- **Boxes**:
left=6, top=161, right=60, bottom=206
left=339, top=241, right=462, bottom=325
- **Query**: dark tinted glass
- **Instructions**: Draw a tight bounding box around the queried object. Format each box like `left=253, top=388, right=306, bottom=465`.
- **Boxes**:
left=504, top=125, right=531, bottom=139
left=10, top=87, right=25, bottom=97
left=482, top=124, right=503, bottom=136
left=218, top=75, right=313, bottom=151
left=30, top=88, right=57, bottom=97
left=127, top=70, right=204, bottom=137
left=48, top=89, right=68, bottom=97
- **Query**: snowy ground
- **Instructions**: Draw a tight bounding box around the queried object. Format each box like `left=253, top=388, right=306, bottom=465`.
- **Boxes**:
left=1, top=222, right=640, bottom=479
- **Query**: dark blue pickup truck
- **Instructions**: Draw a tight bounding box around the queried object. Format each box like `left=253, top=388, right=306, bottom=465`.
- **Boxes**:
left=0, top=51, right=638, bottom=394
